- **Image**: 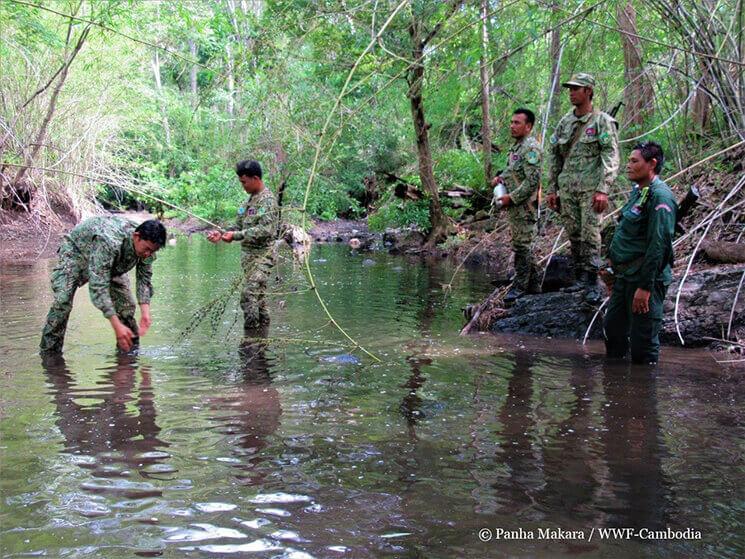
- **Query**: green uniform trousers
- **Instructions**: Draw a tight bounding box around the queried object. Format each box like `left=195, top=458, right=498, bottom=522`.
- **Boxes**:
left=240, top=252, right=273, bottom=335
left=507, top=204, right=538, bottom=292
left=558, top=189, right=601, bottom=275
left=40, top=242, right=138, bottom=353
left=603, top=277, right=667, bottom=364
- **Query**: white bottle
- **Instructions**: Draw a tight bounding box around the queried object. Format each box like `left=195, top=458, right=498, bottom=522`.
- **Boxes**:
left=492, top=182, right=508, bottom=209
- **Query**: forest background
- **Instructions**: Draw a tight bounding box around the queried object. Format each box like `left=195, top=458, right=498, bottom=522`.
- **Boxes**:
left=1, top=0, right=743, bottom=245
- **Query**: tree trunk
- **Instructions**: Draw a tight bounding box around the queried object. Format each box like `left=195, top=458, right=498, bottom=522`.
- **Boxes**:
left=479, top=0, right=492, bottom=184
left=617, top=1, right=653, bottom=126
left=408, top=19, right=450, bottom=246
left=702, top=240, right=745, bottom=264
left=12, top=25, right=90, bottom=190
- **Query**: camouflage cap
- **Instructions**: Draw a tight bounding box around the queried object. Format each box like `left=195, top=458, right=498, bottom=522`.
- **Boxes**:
left=562, top=73, right=596, bottom=88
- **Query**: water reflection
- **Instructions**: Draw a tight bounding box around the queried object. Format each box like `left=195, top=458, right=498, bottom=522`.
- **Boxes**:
left=495, top=350, right=543, bottom=513
left=399, top=355, right=430, bottom=432
left=472, top=352, right=670, bottom=531
left=539, top=360, right=599, bottom=519
left=42, top=353, right=170, bottom=487
left=206, top=338, right=282, bottom=486
left=599, top=362, right=669, bottom=530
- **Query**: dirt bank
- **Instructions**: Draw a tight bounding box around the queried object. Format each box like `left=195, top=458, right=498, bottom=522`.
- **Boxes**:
left=0, top=209, right=74, bottom=263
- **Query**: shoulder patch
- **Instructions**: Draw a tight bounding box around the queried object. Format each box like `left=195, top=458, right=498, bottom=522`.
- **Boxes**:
left=585, top=127, right=596, bottom=136
left=654, top=203, right=672, bottom=213
left=549, top=134, right=558, bottom=145
left=526, top=150, right=539, bottom=164
left=257, top=207, right=267, bottom=216
left=237, top=207, right=245, bottom=215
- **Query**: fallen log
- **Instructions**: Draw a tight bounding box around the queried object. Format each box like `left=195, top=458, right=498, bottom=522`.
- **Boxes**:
left=702, top=240, right=745, bottom=264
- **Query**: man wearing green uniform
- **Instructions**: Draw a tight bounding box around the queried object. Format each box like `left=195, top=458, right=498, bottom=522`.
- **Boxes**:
left=602, top=142, right=676, bottom=364
left=547, top=73, right=620, bottom=288
left=491, top=108, right=542, bottom=303
left=40, top=217, right=166, bottom=353
left=207, top=160, right=278, bottom=336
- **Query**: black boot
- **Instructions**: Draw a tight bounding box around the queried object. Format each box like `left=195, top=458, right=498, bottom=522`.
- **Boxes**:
left=583, top=271, right=604, bottom=303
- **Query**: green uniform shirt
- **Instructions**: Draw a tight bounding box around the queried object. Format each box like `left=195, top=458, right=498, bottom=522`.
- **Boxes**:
left=503, top=135, right=542, bottom=207
left=230, top=187, right=278, bottom=256
left=64, top=216, right=155, bottom=318
left=608, top=176, right=677, bottom=290
left=547, top=108, right=620, bottom=194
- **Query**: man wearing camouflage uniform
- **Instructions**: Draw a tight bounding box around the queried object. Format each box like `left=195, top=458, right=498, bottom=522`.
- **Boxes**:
left=547, top=73, right=620, bottom=288
left=40, top=217, right=166, bottom=353
left=208, top=160, right=277, bottom=336
left=491, top=108, right=542, bottom=303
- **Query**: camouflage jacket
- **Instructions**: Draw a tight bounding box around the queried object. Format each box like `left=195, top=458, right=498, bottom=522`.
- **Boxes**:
left=608, top=177, right=677, bottom=289
left=547, top=108, right=619, bottom=194
left=229, top=187, right=278, bottom=256
left=502, top=135, right=542, bottom=207
left=64, top=216, right=155, bottom=318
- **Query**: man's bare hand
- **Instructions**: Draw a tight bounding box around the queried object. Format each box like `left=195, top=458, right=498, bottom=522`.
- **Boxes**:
left=110, top=317, right=135, bottom=351
left=491, top=175, right=504, bottom=187
left=591, top=191, right=608, bottom=213
left=221, top=231, right=235, bottom=243
left=206, top=230, right=222, bottom=243
left=632, top=288, right=651, bottom=314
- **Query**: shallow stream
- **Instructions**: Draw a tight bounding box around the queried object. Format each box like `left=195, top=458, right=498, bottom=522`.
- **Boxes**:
left=1, top=239, right=743, bottom=557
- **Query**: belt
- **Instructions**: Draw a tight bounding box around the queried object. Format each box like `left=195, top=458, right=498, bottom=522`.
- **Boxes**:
left=612, top=255, right=645, bottom=273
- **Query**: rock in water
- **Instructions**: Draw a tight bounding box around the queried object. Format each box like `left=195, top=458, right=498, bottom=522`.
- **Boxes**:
left=481, top=267, right=744, bottom=346
left=489, top=289, right=604, bottom=339
left=320, top=354, right=362, bottom=365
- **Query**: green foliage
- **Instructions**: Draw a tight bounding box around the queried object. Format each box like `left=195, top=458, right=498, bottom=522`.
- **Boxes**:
left=368, top=193, right=431, bottom=232
left=2, top=0, right=739, bottom=226
left=435, top=150, right=486, bottom=192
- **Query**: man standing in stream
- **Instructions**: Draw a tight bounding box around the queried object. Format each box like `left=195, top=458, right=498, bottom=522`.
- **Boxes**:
left=207, top=160, right=278, bottom=337
left=602, top=142, right=677, bottom=365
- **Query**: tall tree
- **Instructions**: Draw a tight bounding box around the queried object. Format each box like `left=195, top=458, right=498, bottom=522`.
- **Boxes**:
left=617, top=0, right=653, bottom=127
left=406, top=0, right=463, bottom=246
left=479, top=0, right=492, bottom=185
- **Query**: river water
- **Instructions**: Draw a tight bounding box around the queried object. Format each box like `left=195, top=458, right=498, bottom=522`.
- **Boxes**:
left=1, top=239, right=743, bottom=558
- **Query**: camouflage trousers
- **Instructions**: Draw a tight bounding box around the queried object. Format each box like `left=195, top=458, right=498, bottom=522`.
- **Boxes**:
left=40, top=242, right=138, bottom=353
left=558, top=187, right=602, bottom=276
left=507, top=204, right=538, bottom=292
left=240, top=251, right=274, bottom=336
